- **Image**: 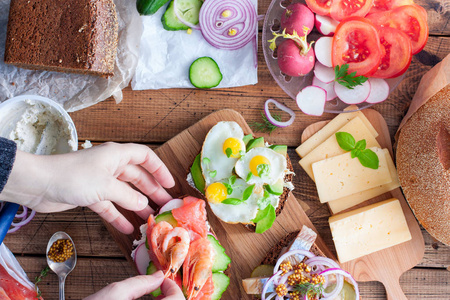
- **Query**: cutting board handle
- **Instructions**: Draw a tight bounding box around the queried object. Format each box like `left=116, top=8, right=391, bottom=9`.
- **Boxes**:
left=382, top=278, right=407, bottom=300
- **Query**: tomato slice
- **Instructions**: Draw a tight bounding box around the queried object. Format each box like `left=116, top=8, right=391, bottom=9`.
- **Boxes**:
left=366, top=5, right=428, bottom=54
left=330, top=0, right=373, bottom=21
left=332, top=17, right=382, bottom=76
left=368, top=0, right=414, bottom=14
left=372, top=27, right=412, bottom=78
left=305, top=0, right=332, bottom=16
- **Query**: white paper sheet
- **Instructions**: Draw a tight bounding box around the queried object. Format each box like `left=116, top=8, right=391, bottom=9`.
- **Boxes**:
left=131, top=0, right=258, bottom=90
left=0, top=0, right=142, bottom=112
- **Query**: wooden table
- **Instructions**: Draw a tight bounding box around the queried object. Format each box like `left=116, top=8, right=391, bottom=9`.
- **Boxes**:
left=4, top=0, right=450, bottom=299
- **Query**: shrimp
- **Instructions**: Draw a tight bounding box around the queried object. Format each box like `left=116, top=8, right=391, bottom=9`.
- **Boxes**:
left=149, top=220, right=190, bottom=279
left=182, top=237, right=215, bottom=300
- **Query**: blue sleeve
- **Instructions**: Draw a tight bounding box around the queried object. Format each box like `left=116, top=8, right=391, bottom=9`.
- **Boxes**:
left=0, top=137, right=17, bottom=193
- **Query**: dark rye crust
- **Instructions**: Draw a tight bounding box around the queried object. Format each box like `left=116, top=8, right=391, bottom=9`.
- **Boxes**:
left=4, top=0, right=118, bottom=77
left=245, top=154, right=294, bottom=232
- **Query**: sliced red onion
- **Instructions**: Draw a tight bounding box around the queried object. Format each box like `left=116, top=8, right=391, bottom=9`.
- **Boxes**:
left=265, top=292, right=277, bottom=300
left=258, top=14, right=265, bottom=21
left=321, top=273, right=344, bottom=299
left=319, top=268, right=360, bottom=300
left=273, top=249, right=315, bottom=274
left=305, top=256, right=340, bottom=270
left=159, top=199, right=184, bottom=214
left=262, top=270, right=281, bottom=300
left=264, top=99, right=296, bottom=128
left=173, top=0, right=201, bottom=30
left=277, top=270, right=294, bottom=286
left=1, top=204, right=37, bottom=234
left=199, top=0, right=257, bottom=50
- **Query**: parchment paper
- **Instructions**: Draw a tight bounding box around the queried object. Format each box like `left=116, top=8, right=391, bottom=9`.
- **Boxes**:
left=0, top=0, right=142, bottom=112
left=131, top=0, right=258, bottom=90
left=396, top=54, right=450, bottom=139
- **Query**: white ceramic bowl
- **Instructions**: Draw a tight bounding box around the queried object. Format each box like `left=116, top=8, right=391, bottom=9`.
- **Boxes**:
left=0, top=95, right=78, bottom=154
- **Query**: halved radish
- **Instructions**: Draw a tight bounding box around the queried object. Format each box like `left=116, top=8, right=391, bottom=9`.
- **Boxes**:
left=296, top=86, right=327, bottom=116
left=159, top=199, right=184, bottom=214
left=334, top=81, right=371, bottom=104
left=134, top=243, right=151, bottom=275
left=312, top=76, right=336, bottom=101
left=314, top=61, right=335, bottom=83
left=315, top=15, right=339, bottom=36
left=314, top=37, right=333, bottom=67
left=365, top=78, right=389, bottom=103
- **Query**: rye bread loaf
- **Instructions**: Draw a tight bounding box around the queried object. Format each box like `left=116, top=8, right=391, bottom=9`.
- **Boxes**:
left=396, top=85, right=450, bottom=246
left=4, top=0, right=118, bottom=77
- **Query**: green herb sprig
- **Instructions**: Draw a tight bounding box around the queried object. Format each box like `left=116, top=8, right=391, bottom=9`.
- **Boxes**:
left=222, top=184, right=255, bottom=205
left=250, top=112, right=281, bottom=134
left=202, top=157, right=217, bottom=178
left=334, top=64, right=368, bottom=89
left=35, top=266, right=50, bottom=298
left=335, top=132, right=379, bottom=169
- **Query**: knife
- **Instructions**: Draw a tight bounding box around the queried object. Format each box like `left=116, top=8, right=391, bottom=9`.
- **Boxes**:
left=0, top=202, right=19, bottom=245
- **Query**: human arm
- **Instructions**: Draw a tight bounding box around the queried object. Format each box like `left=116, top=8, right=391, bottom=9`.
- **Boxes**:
left=0, top=142, right=175, bottom=234
left=83, top=271, right=185, bottom=300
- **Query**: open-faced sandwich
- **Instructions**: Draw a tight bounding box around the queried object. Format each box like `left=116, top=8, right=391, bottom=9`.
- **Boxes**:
left=242, top=226, right=359, bottom=300
left=188, top=121, right=294, bottom=234
left=132, top=196, right=231, bottom=299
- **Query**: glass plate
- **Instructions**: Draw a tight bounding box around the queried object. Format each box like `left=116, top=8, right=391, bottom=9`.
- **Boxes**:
left=262, top=0, right=404, bottom=113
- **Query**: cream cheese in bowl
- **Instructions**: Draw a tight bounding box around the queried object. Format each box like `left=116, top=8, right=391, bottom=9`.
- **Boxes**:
left=0, top=95, right=77, bottom=154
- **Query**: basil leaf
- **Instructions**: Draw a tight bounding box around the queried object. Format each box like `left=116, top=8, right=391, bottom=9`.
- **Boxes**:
left=351, top=149, right=360, bottom=159
left=355, top=139, right=366, bottom=150
left=222, top=198, right=243, bottom=205
left=242, top=184, right=255, bottom=201
left=225, top=147, right=233, bottom=158
left=252, top=204, right=276, bottom=234
left=209, top=170, right=217, bottom=178
left=257, top=164, right=271, bottom=178
left=357, top=149, right=379, bottom=169
left=202, top=157, right=210, bottom=165
left=229, top=175, right=237, bottom=185
left=335, top=132, right=356, bottom=151
left=246, top=172, right=253, bottom=182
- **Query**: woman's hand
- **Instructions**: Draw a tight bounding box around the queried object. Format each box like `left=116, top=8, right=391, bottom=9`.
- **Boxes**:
left=83, top=271, right=185, bottom=300
left=1, top=142, right=175, bottom=233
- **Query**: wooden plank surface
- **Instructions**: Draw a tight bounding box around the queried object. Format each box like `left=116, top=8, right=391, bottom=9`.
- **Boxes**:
left=2, top=0, right=450, bottom=299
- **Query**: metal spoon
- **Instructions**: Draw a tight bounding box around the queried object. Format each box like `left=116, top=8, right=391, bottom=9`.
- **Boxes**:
left=46, top=231, right=77, bottom=300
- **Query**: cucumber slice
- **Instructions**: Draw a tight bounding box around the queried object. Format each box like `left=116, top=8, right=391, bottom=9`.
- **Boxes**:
left=250, top=264, right=274, bottom=278
left=207, top=235, right=231, bottom=272
left=161, top=0, right=202, bottom=31
left=191, top=154, right=206, bottom=194
left=146, top=262, right=162, bottom=297
left=211, top=272, right=230, bottom=300
left=189, top=57, right=223, bottom=89
left=155, top=211, right=178, bottom=227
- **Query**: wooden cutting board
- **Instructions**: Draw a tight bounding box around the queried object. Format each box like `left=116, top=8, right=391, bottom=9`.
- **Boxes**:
left=301, top=109, right=425, bottom=300
left=103, top=109, right=334, bottom=299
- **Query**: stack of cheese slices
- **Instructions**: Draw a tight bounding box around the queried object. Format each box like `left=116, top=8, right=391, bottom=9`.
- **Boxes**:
left=297, top=109, right=412, bottom=263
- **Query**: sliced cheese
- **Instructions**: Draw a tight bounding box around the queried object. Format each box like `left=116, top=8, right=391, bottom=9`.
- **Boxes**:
left=296, top=109, right=378, bottom=158
left=312, top=147, right=392, bottom=203
left=329, top=198, right=412, bottom=263
left=328, top=149, right=400, bottom=214
left=299, top=116, right=381, bottom=181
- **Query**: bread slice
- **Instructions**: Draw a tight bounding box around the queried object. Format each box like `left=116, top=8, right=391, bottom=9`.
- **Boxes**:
left=4, top=0, right=118, bottom=77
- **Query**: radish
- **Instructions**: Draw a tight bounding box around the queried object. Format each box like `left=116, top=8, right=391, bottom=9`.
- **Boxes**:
left=314, top=37, right=333, bottom=67
left=315, top=15, right=339, bottom=36
left=314, top=61, right=335, bottom=83
left=134, top=243, right=151, bottom=275
left=159, top=198, right=184, bottom=214
left=277, top=39, right=315, bottom=77
left=365, top=78, right=389, bottom=103
left=280, top=3, right=315, bottom=36
left=296, top=86, right=327, bottom=116
left=334, top=80, right=371, bottom=104
left=312, top=76, right=336, bottom=101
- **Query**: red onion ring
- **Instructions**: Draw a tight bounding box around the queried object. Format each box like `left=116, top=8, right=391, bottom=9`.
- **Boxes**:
left=173, top=0, right=201, bottom=30
left=0, top=203, right=36, bottom=234
left=273, top=249, right=316, bottom=274
left=264, top=99, right=296, bottom=128
left=319, top=268, right=360, bottom=300
left=199, top=0, right=257, bottom=50
left=261, top=270, right=281, bottom=300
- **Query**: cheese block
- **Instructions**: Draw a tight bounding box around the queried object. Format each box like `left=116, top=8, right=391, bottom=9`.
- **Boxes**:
left=299, top=116, right=381, bottom=181
left=328, top=149, right=400, bottom=214
left=329, top=198, right=412, bottom=263
left=312, top=147, right=391, bottom=203
left=296, top=109, right=378, bottom=158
